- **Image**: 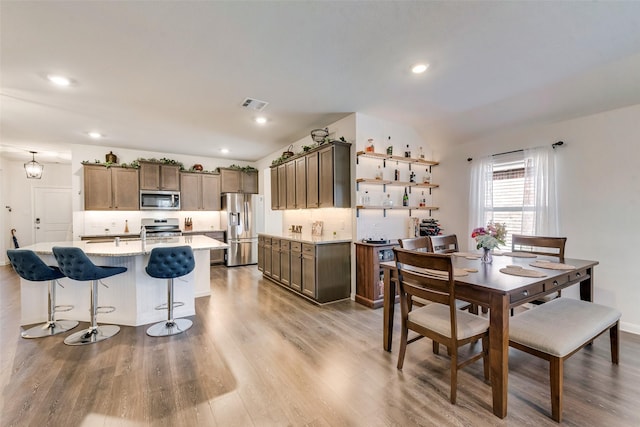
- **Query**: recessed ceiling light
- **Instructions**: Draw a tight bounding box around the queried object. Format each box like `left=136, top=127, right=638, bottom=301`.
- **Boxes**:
left=220, top=148, right=229, bottom=154
left=411, top=64, right=429, bottom=74
left=255, top=117, right=267, bottom=125
left=88, top=131, right=104, bottom=139
left=47, top=74, right=72, bottom=86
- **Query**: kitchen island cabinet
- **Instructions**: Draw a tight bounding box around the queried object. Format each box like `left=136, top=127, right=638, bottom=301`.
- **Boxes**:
left=258, top=233, right=351, bottom=303
left=19, top=236, right=227, bottom=327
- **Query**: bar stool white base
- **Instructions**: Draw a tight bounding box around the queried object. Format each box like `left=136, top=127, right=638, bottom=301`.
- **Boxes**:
left=146, top=318, right=192, bottom=337
left=21, top=320, right=79, bottom=339
left=64, top=325, right=120, bottom=345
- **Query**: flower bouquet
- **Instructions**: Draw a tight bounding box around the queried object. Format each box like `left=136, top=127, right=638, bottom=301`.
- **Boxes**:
left=471, top=222, right=507, bottom=263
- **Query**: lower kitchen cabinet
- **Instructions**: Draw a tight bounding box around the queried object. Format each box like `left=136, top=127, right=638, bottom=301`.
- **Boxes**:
left=258, top=234, right=351, bottom=303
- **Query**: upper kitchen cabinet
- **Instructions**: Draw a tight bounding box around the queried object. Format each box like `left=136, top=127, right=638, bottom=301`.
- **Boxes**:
left=83, top=164, right=139, bottom=210
left=220, top=168, right=259, bottom=194
left=180, top=172, right=220, bottom=211
left=318, top=142, right=351, bottom=208
left=270, top=141, right=351, bottom=210
left=139, top=161, right=180, bottom=191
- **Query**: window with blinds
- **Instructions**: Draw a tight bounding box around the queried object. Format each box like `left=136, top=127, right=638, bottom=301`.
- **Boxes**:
left=490, top=157, right=528, bottom=249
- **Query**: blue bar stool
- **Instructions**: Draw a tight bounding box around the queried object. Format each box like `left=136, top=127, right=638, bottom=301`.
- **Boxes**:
left=145, top=246, right=195, bottom=337
left=52, top=247, right=127, bottom=345
left=7, top=249, right=79, bottom=338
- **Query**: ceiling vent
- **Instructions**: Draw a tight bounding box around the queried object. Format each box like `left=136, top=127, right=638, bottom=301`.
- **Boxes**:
left=241, top=97, right=269, bottom=111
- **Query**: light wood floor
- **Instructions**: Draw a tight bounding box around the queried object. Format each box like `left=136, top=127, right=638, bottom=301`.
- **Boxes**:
left=1, top=264, right=639, bottom=426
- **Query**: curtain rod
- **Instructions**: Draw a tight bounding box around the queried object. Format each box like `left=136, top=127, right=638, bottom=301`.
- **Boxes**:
left=467, top=141, right=564, bottom=162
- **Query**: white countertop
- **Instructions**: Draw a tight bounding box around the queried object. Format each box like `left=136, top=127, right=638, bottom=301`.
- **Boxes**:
left=21, top=235, right=228, bottom=257
left=259, top=232, right=352, bottom=245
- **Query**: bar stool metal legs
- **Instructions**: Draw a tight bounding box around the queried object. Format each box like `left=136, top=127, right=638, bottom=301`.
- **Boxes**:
left=22, top=278, right=79, bottom=338
left=64, top=279, right=120, bottom=345
left=146, top=277, right=192, bottom=337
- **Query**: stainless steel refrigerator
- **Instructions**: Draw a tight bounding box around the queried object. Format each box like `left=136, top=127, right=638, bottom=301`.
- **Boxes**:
left=222, top=193, right=262, bottom=266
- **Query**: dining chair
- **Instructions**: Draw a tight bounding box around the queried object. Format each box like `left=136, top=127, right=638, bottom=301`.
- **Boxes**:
left=398, top=235, right=474, bottom=329
left=509, top=298, right=620, bottom=422
left=512, top=234, right=567, bottom=304
left=427, top=234, right=459, bottom=254
left=398, top=236, right=429, bottom=250
left=393, top=248, right=490, bottom=404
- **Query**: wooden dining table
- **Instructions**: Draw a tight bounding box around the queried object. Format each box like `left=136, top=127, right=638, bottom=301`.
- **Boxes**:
left=381, top=252, right=598, bottom=419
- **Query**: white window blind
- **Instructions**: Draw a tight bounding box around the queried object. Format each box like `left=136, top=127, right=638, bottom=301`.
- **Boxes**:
left=492, top=158, right=525, bottom=249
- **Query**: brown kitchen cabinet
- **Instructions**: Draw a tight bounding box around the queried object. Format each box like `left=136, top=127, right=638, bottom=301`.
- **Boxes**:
left=139, top=161, right=180, bottom=191
left=269, top=141, right=350, bottom=210
left=220, top=168, right=258, bottom=194
left=354, top=241, right=398, bottom=308
left=180, top=172, right=220, bottom=211
left=258, top=234, right=351, bottom=303
left=83, top=164, right=139, bottom=210
left=270, top=168, right=280, bottom=210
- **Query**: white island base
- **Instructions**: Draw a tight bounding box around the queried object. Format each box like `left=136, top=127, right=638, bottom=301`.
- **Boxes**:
left=19, top=236, right=227, bottom=327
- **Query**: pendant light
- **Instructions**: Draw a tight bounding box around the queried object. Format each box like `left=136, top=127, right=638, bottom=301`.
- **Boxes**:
left=24, top=151, right=44, bottom=179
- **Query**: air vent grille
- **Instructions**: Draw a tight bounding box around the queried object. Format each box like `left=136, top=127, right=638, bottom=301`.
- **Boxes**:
left=241, top=98, right=269, bottom=111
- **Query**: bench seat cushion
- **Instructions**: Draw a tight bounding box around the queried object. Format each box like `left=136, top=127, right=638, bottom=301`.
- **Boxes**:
left=510, top=298, right=621, bottom=357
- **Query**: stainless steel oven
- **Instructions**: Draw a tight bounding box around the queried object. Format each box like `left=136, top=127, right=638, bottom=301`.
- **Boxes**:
left=140, top=191, right=180, bottom=210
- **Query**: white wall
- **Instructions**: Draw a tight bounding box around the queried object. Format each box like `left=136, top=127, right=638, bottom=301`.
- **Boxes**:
left=435, top=103, right=640, bottom=334
left=0, top=159, right=72, bottom=263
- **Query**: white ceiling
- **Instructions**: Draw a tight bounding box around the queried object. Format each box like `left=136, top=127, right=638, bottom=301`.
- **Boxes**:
left=2, top=1, right=640, bottom=164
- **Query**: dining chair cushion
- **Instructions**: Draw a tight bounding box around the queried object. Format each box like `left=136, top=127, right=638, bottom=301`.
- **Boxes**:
left=409, top=303, right=489, bottom=340
left=510, top=298, right=621, bottom=357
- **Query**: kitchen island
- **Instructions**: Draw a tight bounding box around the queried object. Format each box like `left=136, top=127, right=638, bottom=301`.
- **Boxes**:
left=19, top=235, right=228, bottom=327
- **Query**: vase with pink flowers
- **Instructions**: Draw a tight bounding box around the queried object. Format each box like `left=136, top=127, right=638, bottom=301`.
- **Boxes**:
left=471, top=222, right=507, bottom=263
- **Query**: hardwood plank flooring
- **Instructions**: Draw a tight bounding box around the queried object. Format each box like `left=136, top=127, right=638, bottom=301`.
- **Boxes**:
left=1, top=264, right=639, bottom=426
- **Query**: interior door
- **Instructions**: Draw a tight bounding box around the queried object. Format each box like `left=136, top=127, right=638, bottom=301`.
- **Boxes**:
left=34, top=187, right=72, bottom=243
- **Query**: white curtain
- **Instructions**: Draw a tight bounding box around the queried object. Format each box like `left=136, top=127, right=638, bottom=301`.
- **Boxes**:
left=468, top=155, right=494, bottom=250
left=522, top=145, right=559, bottom=236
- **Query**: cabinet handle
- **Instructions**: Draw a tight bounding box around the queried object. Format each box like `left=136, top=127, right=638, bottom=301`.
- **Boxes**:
left=576, top=272, right=581, bottom=277
left=522, top=290, right=529, bottom=297
left=553, top=280, right=558, bottom=286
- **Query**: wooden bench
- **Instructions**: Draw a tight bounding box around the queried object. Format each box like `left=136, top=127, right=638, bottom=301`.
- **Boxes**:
left=509, top=298, right=621, bottom=422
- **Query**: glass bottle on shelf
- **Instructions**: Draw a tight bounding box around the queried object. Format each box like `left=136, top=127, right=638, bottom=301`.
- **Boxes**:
left=375, top=165, right=383, bottom=180
left=409, top=171, right=416, bottom=183
left=382, top=193, right=393, bottom=207
left=419, top=146, right=425, bottom=159
left=386, top=136, right=393, bottom=155
left=404, top=144, right=411, bottom=158
left=366, top=138, right=375, bottom=153
left=423, top=168, right=431, bottom=183
left=419, top=191, right=426, bottom=207
left=402, top=188, right=409, bottom=206
left=394, top=168, right=399, bottom=181
left=363, top=191, right=370, bottom=206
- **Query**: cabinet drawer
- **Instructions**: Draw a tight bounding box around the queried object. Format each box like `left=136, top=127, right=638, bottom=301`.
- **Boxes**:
left=544, top=273, right=570, bottom=292
left=280, top=240, right=290, bottom=251
left=291, top=242, right=302, bottom=252
left=302, top=243, right=315, bottom=256
left=510, top=283, right=544, bottom=304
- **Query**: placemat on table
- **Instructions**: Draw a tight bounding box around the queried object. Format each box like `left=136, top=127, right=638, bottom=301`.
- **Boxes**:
left=499, top=265, right=547, bottom=278
left=500, top=251, right=538, bottom=258
left=529, top=260, right=576, bottom=270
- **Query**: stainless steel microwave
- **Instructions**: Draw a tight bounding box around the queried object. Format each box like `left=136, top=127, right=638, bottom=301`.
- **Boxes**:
left=140, top=190, right=180, bottom=210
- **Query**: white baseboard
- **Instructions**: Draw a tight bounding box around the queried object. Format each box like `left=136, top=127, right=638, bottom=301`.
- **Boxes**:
left=621, top=321, right=640, bottom=336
